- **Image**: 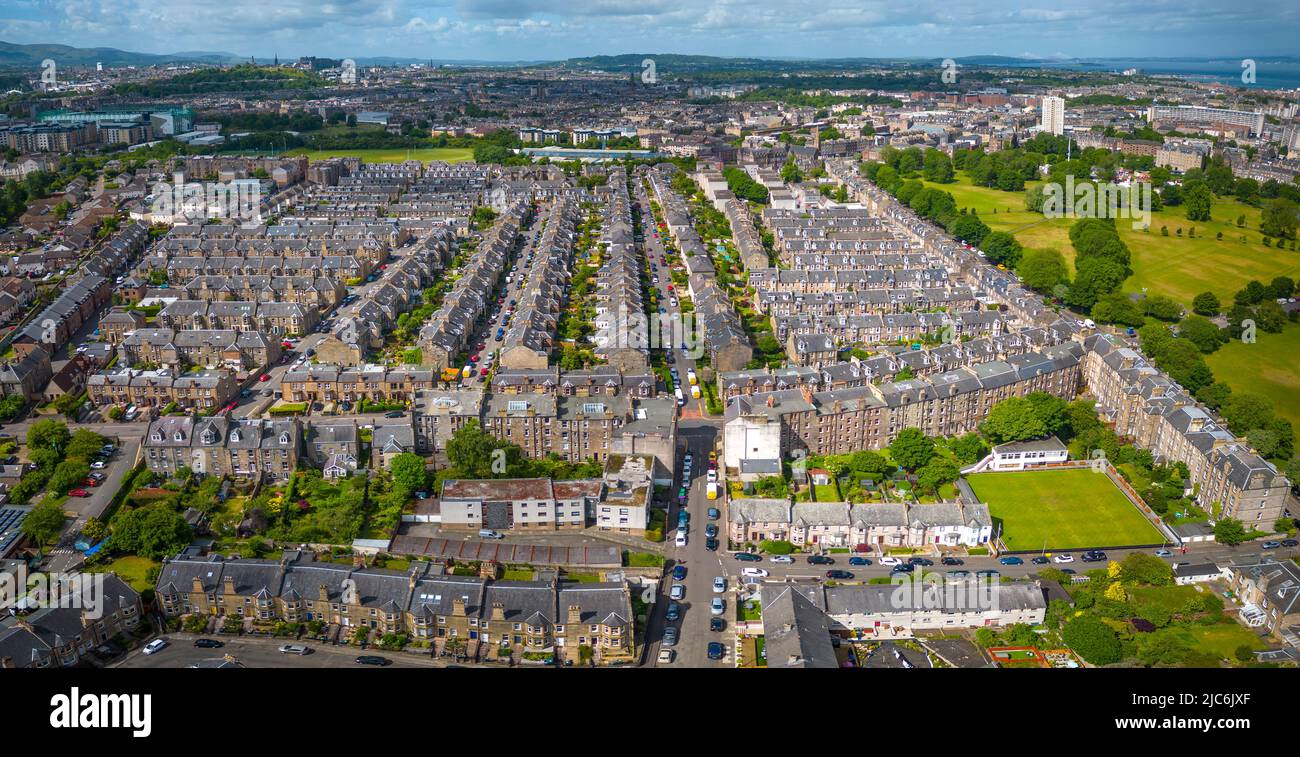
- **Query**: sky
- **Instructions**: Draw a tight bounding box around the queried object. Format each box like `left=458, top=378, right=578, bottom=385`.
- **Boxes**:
left=1, top=0, right=1298, bottom=62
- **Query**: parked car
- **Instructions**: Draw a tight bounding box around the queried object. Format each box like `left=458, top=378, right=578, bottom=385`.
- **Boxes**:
left=665, top=602, right=681, bottom=622
left=713, top=576, right=727, bottom=593
left=193, top=638, right=223, bottom=648
left=999, top=556, right=1024, bottom=565
left=1154, top=549, right=1174, bottom=558
left=740, top=567, right=768, bottom=579
left=733, top=553, right=762, bottom=562
left=355, top=655, right=391, bottom=666
left=848, top=556, right=872, bottom=566
left=90, top=461, right=106, bottom=469
left=1261, top=541, right=1282, bottom=550
left=278, top=644, right=311, bottom=655
left=1081, top=550, right=1107, bottom=562
left=709, top=617, right=725, bottom=632
left=671, top=565, right=687, bottom=581
left=908, top=557, right=934, bottom=566
left=1282, top=539, right=1299, bottom=547
left=383, top=411, right=404, bottom=418
left=826, top=570, right=854, bottom=580
left=142, top=639, right=167, bottom=655
left=941, top=557, right=964, bottom=566
left=68, top=489, right=90, bottom=498
left=705, top=538, right=719, bottom=551
left=879, top=556, right=901, bottom=566
left=657, top=649, right=675, bottom=664
left=1031, top=556, right=1049, bottom=565
left=806, top=555, right=834, bottom=565
left=704, top=524, right=718, bottom=539
left=769, top=555, right=794, bottom=564
left=669, top=584, right=685, bottom=601
left=707, top=508, right=720, bottom=520
left=889, top=563, right=915, bottom=575
left=1053, top=554, right=1074, bottom=564
left=662, top=627, right=679, bottom=647
left=709, top=597, right=725, bottom=615
left=707, top=641, right=725, bottom=660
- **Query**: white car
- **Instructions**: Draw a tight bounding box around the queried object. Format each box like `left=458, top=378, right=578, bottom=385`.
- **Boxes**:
left=740, top=567, right=769, bottom=579
left=90, top=461, right=106, bottom=469
left=879, top=556, right=902, bottom=566
left=675, top=532, right=688, bottom=548
left=1052, top=554, right=1074, bottom=564
left=707, top=470, right=718, bottom=483
left=669, top=584, right=686, bottom=600
left=712, top=576, right=727, bottom=593
left=142, top=638, right=167, bottom=655
left=710, top=597, right=725, bottom=615
left=769, top=555, right=794, bottom=564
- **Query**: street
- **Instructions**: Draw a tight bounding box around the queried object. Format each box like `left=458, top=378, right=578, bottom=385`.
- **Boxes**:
left=115, top=633, right=453, bottom=669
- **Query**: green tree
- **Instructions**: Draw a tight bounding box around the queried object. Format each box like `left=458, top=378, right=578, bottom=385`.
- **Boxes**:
left=981, top=231, right=1023, bottom=267
left=1184, top=182, right=1213, bottom=222
left=948, top=214, right=991, bottom=247
left=22, top=499, right=66, bottom=546
left=981, top=397, right=1048, bottom=444
left=1213, top=518, right=1248, bottom=546
left=888, top=428, right=935, bottom=471
left=389, top=453, right=430, bottom=496
left=916, top=459, right=959, bottom=495
left=1120, top=553, right=1174, bottom=586
left=1062, top=616, right=1122, bottom=665
left=1016, top=248, right=1069, bottom=293
left=949, top=433, right=990, bottom=465
left=109, top=505, right=193, bottom=560
left=26, top=419, right=70, bottom=455
left=1260, top=198, right=1298, bottom=239
left=1191, top=291, right=1221, bottom=316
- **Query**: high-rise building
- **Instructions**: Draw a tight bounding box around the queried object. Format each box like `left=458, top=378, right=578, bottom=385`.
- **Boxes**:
left=1041, top=96, right=1066, bottom=135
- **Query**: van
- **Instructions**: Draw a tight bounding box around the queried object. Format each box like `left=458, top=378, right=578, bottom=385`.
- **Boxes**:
left=687, top=370, right=698, bottom=386
left=690, top=385, right=701, bottom=399
left=706, top=482, right=719, bottom=500
left=478, top=529, right=504, bottom=539
left=674, top=387, right=684, bottom=406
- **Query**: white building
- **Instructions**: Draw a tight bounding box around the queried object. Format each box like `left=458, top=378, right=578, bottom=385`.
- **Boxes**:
left=1041, top=96, right=1066, bottom=136
left=986, top=436, right=1069, bottom=471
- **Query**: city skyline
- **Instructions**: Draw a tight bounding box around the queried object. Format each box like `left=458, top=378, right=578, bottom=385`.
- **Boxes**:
left=1, top=0, right=1298, bottom=62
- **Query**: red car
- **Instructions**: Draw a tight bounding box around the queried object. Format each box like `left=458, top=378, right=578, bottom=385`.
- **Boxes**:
left=81, top=478, right=100, bottom=487
left=259, top=374, right=271, bottom=382
left=480, top=368, right=489, bottom=377
left=68, top=489, right=90, bottom=498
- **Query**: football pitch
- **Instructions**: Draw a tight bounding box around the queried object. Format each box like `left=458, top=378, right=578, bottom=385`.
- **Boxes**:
left=965, top=469, right=1165, bottom=552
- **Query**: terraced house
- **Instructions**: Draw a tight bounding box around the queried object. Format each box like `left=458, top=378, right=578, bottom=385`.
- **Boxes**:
left=154, top=552, right=635, bottom=664
left=143, top=416, right=301, bottom=481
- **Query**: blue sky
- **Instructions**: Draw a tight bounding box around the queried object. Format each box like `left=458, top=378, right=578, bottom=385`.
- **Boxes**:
left=2, top=0, right=1297, bottom=61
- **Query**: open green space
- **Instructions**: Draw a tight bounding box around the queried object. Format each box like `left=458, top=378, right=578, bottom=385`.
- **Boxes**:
left=919, top=173, right=1300, bottom=307
left=1205, top=324, right=1300, bottom=429
left=966, top=469, right=1164, bottom=551
left=286, top=147, right=475, bottom=164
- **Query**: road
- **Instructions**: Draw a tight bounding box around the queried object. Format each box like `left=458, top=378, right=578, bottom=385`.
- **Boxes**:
left=115, top=633, right=452, bottom=669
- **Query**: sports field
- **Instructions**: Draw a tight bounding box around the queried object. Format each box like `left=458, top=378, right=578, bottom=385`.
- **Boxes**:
left=965, top=468, right=1164, bottom=551
left=287, top=147, right=475, bottom=164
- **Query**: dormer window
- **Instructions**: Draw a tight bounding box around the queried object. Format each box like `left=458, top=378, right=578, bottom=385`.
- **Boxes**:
left=229, top=430, right=242, bottom=443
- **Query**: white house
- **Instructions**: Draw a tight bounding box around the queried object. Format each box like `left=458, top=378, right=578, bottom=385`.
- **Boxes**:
left=985, top=436, right=1068, bottom=471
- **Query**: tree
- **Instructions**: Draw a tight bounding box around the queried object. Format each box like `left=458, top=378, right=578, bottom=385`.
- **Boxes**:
left=1260, top=198, right=1298, bottom=239
left=48, top=459, right=90, bottom=496
left=26, top=419, right=70, bottom=455
left=389, top=453, right=430, bottom=496
left=1016, top=248, right=1069, bottom=293
left=22, top=499, right=66, bottom=546
left=949, top=433, right=990, bottom=465
left=848, top=450, right=891, bottom=477
left=949, top=215, right=991, bottom=247
left=64, top=429, right=108, bottom=461
left=1210, top=518, right=1248, bottom=546
left=109, top=505, right=193, bottom=560
left=981, top=397, right=1048, bottom=444
left=1184, top=181, right=1212, bottom=222
left=1178, top=316, right=1228, bottom=354
left=1120, top=553, right=1173, bottom=586
left=1191, top=291, right=1221, bottom=316
left=1142, top=294, right=1182, bottom=322
left=1091, top=293, right=1147, bottom=328
left=1062, top=616, right=1122, bottom=665
left=1221, top=393, right=1274, bottom=435
left=981, top=231, right=1023, bottom=267
left=916, top=459, right=959, bottom=495
left=888, top=428, right=934, bottom=471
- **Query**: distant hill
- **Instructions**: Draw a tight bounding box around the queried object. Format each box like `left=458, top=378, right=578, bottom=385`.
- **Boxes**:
left=0, top=40, right=241, bottom=69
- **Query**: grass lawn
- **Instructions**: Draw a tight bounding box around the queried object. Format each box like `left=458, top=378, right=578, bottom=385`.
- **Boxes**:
left=1205, top=323, right=1300, bottom=428
left=1148, top=622, right=1268, bottom=660
left=287, top=147, right=474, bottom=164
left=966, top=469, right=1164, bottom=551
left=95, top=555, right=160, bottom=593
left=501, top=569, right=534, bottom=581
left=1128, top=584, right=1203, bottom=613
left=920, top=173, right=1300, bottom=307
